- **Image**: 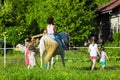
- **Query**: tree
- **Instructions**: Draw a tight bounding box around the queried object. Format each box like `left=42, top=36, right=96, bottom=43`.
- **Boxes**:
left=95, top=0, right=110, bottom=7
left=0, top=0, right=40, bottom=46
left=26, top=0, right=97, bottom=46
left=0, top=0, right=100, bottom=47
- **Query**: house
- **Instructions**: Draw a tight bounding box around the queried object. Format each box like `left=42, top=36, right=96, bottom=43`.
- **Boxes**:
left=96, top=0, right=120, bottom=43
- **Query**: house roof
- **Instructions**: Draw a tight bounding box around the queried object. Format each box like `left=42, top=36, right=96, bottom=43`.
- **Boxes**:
left=98, top=0, right=120, bottom=13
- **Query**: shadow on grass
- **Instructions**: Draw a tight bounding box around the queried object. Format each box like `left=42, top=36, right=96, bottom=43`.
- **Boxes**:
left=70, top=66, right=91, bottom=71
left=106, top=65, right=120, bottom=70
left=69, top=65, right=120, bottom=71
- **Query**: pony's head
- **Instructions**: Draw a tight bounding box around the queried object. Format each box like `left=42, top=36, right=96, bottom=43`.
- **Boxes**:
left=58, top=32, right=69, bottom=45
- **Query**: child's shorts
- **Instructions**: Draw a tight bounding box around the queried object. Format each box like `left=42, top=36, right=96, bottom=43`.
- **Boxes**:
left=90, top=56, right=97, bottom=60
left=100, top=61, right=106, bottom=67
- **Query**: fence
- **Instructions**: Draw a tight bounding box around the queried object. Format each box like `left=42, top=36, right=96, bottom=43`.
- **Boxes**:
left=0, top=35, right=7, bottom=68
left=0, top=35, right=17, bottom=68
left=0, top=35, right=120, bottom=68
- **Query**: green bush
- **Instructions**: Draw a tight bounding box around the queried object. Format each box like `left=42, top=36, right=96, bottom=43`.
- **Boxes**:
left=112, top=33, right=120, bottom=40
left=112, top=33, right=120, bottom=46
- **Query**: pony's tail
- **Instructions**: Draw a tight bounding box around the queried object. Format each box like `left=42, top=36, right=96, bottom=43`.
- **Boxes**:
left=44, top=36, right=58, bottom=62
left=44, top=42, right=58, bottom=62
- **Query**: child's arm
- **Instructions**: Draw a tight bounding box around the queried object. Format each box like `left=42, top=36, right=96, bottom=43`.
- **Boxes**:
left=96, top=47, right=100, bottom=56
left=32, top=34, right=43, bottom=40
left=106, top=54, right=109, bottom=62
left=25, top=49, right=27, bottom=56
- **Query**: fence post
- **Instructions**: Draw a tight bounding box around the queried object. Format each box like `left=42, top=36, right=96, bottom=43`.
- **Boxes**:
left=4, top=35, right=6, bottom=68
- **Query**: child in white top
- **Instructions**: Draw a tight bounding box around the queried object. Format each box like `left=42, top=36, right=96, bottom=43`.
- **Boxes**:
left=28, top=45, right=36, bottom=69
left=100, top=47, right=109, bottom=70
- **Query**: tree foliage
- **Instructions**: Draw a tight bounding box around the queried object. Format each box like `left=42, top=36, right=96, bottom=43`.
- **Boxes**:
left=0, top=0, right=110, bottom=46
left=95, top=0, right=110, bottom=7
left=26, top=0, right=97, bottom=46
left=0, top=0, right=40, bottom=46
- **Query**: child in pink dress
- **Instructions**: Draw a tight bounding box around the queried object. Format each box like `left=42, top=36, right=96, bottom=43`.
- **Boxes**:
left=25, top=48, right=30, bottom=66
left=25, top=38, right=33, bottom=69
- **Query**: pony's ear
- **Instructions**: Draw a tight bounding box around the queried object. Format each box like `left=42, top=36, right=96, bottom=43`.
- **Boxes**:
left=65, top=32, right=68, bottom=36
left=58, top=32, right=68, bottom=37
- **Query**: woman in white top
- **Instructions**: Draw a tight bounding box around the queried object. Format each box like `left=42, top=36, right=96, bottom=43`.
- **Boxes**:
left=88, top=39, right=100, bottom=70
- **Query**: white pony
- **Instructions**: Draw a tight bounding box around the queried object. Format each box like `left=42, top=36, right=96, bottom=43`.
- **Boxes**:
left=38, top=32, right=68, bottom=69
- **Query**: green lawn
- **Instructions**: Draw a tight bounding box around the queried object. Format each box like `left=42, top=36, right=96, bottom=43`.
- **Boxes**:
left=0, top=49, right=119, bottom=80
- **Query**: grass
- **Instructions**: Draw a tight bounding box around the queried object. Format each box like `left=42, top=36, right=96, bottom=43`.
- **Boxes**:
left=0, top=49, right=120, bottom=80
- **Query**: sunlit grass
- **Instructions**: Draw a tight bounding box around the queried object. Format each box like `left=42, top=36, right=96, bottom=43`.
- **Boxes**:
left=0, top=49, right=120, bottom=80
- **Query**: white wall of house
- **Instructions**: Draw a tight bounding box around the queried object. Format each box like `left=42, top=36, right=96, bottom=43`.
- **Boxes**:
left=110, top=13, right=120, bottom=33
left=118, top=11, right=120, bottom=32
left=110, top=16, right=118, bottom=33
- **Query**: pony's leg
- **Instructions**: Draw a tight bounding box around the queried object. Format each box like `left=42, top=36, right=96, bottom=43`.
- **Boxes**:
left=39, top=47, right=43, bottom=68
left=39, top=37, right=45, bottom=68
left=46, top=61, right=49, bottom=69
left=40, top=55, right=43, bottom=68
left=55, top=55, right=59, bottom=61
left=51, top=57, right=54, bottom=69
left=61, top=52, right=65, bottom=68
left=40, top=46, right=44, bottom=68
